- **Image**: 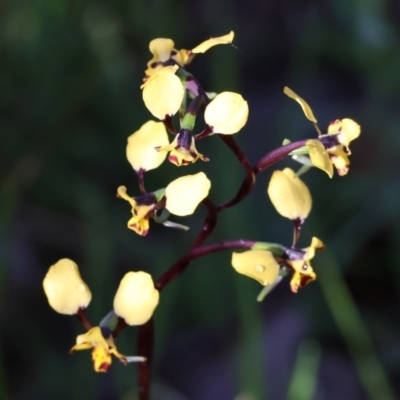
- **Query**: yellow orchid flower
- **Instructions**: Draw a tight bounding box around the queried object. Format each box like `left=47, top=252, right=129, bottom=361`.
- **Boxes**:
left=113, top=271, right=160, bottom=325
left=43, top=258, right=92, bottom=315
left=145, top=31, right=234, bottom=77
left=116, top=186, right=157, bottom=236
left=43, top=260, right=157, bottom=372
left=156, top=130, right=208, bottom=166
left=231, top=250, right=280, bottom=285
left=286, top=237, right=325, bottom=293
left=284, top=86, right=361, bottom=176
left=70, top=327, right=128, bottom=373
left=126, top=121, right=170, bottom=172
left=267, top=168, right=312, bottom=220
left=204, top=92, right=249, bottom=135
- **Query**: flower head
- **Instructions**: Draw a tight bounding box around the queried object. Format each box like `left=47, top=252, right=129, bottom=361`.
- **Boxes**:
left=156, top=130, right=208, bottom=166
left=267, top=168, right=312, bottom=220
left=284, top=86, right=361, bottom=176
left=231, top=250, right=280, bottom=285
left=204, top=92, right=249, bottom=135
left=126, top=121, right=169, bottom=172
left=286, top=237, right=325, bottom=293
left=113, top=271, right=159, bottom=325
left=43, top=258, right=92, bottom=315
left=117, top=186, right=157, bottom=236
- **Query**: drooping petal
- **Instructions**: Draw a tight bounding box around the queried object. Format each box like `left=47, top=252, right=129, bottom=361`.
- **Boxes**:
left=141, top=66, right=184, bottom=120
left=231, top=250, right=280, bottom=285
left=204, top=92, right=249, bottom=134
left=126, top=121, right=169, bottom=172
left=165, top=172, right=211, bottom=216
left=191, top=31, right=235, bottom=53
left=113, top=271, right=159, bottom=325
left=283, top=86, right=318, bottom=123
left=306, top=139, right=334, bottom=178
left=43, top=259, right=92, bottom=315
left=267, top=168, right=312, bottom=220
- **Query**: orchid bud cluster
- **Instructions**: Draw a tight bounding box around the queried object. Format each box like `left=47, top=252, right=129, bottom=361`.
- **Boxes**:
left=42, top=31, right=360, bottom=395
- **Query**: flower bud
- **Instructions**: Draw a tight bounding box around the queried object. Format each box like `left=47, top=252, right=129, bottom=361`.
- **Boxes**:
left=231, top=250, right=280, bottom=285
left=267, top=168, right=312, bottom=220
left=43, top=259, right=92, bottom=315
left=204, top=92, right=249, bottom=134
left=126, top=121, right=169, bottom=172
left=165, top=172, right=211, bottom=216
left=113, top=271, right=159, bottom=326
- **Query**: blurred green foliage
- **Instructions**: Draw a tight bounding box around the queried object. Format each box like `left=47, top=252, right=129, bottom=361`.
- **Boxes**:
left=1, top=0, right=400, bottom=399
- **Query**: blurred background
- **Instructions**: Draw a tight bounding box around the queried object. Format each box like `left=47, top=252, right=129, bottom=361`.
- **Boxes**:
left=1, top=0, right=400, bottom=399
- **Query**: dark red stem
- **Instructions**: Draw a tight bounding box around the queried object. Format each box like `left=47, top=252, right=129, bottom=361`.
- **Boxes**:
left=191, top=198, right=218, bottom=248
left=217, top=139, right=308, bottom=211
left=136, top=169, right=146, bottom=194
left=156, top=239, right=257, bottom=291
left=76, top=308, right=92, bottom=331
left=137, top=319, right=154, bottom=400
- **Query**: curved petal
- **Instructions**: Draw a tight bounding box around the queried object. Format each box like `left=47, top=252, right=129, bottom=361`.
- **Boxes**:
left=338, top=118, right=361, bottom=146
left=204, top=92, right=249, bottom=134
left=165, top=172, right=211, bottom=216
left=231, top=250, right=280, bottom=285
left=43, top=259, right=92, bottom=315
left=147, top=38, right=175, bottom=68
left=113, top=271, right=159, bottom=325
left=126, top=121, right=169, bottom=172
left=191, top=31, right=235, bottom=54
left=284, top=86, right=318, bottom=123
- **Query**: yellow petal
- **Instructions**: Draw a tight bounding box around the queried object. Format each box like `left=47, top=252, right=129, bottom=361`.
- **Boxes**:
left=306, top=139, right=333, bottom=178
left=113, top=271, right=159, bottom=325
left=267, top=168, right=312, bottom=220
left=338, top=118, right=361, bottom=146
left=126, top=121, right=169, bottom=172
left=165, top=172, right=211, bottom=216
left=304, top=237, right=325, bottom=260
left=43, top=259, right=92, bottom=315
left=191, top=31, right=234, bottom=54
left=231, top=250, right=280, bottom=285
left=283, top=86, right=318, bottom=123
left=204, top=92, right=249, bottom=134
left=141, top=66, right=184, bottom=120
left=147, top=38, right=175, bottom=68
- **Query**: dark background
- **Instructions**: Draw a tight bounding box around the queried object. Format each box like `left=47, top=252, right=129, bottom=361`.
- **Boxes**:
left=1, top=0, right=400, bottom=399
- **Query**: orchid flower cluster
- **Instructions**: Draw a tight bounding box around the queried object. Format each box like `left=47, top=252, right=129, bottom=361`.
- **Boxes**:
left=42, top=31, right=360, bottom=397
